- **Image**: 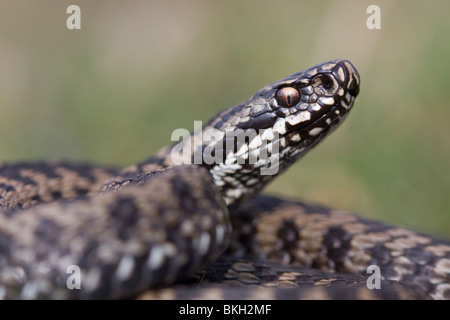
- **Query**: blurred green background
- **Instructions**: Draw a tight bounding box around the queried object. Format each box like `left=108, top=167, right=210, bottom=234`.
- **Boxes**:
left=0, top=1, right=449, bottom=237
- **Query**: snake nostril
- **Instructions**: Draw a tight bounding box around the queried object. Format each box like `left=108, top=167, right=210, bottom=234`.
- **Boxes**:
left=321, top=75, right=333, bottom=90
left=312, top=74, right=335, bottom=92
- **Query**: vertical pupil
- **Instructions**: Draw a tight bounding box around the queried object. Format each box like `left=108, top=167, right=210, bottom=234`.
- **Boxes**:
left=276, top=87, right=300, bottom=107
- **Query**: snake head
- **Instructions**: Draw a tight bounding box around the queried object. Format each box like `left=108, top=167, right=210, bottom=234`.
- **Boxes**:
left=239, top=59, right=360, bottom=149
left=205, top=59, right=360, bottom=206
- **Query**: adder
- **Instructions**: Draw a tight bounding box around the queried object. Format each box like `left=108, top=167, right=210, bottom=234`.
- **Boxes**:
left=0, top=59, right=449, bottom=300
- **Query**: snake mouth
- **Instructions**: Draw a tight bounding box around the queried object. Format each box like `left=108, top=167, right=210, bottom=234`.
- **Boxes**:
left=282, top=105, right=337, bottom=145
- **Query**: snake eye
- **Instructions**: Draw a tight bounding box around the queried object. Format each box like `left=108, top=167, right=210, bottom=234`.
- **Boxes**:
left=275, top=87, right=300, bottom=107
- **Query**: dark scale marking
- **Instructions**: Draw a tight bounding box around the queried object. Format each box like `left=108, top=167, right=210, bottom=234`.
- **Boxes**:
left=108, top=196, right=140, bottom=240
left=0, top=173, right=37, bottom=186
left=51, top=191, right=62, bottom=200
left=26, top=163, right=61, bottom=179
left=370, top=242, right=392, bottom=266
left=249, top=112, right=277, bottom=130
left=78, top=239, right=101, bottom=267
left=319, top=226, right=352, bottom=272
left=348, top=78, right=360, bottom=96
left=0, top=232, right=13, bottom=257
left=275, top=108, right=290, bottom=118
left=73, top=187, right=91, bottom=196
left=251, top=104, right=272, bottom=118
left=277, top=219, right=300, bottom=255
left=171, top=175, right=198, bottom=215
left=34, top=218, right=62, bottom=241
left=31, top=195, right=42, bottom=202
left=442, top=287, right=450, bottom=300
left=0, top=184, right=16, bottom=193
left=400, top=264, right=435, bottom=294
left=0, top=162, right=60, bottom=180
left=404, top=246, right=433, bottom=266
left=33, top=218, right=64, bottom=259
left=0, top=162, right=118, bottom=212
left=53, top=162, right=114, bottom=182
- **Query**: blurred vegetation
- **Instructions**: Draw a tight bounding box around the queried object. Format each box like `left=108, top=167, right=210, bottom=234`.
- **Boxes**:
left=0, top=0, right=449, bottom=237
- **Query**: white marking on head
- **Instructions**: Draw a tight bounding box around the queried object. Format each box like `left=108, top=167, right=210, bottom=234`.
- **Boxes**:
left=309, top=127, right=323, bottom=136
left=220, top=162, right=241, bottom=171
left=273, top=118, right=287, bottom=135
left=254, top=157, right=270, bottom=167
left=337, top=67, right=345, bottom=82
left=318, top=97, right=334, bottom=106
left=251, top=104, right=266, bottom=114
left=246, top=178, right=259, bottom=185
left=299, top=103, right=309, bottom=110
left=321, top=63, right=335, bottom=71
left=227, top=188, right=244, bottom=199
left=248, top=135, right=262, bottom=150
left=311, top=103, right=321, bottom=111
left=344, top=61, right=359, bottom=85
left=240, top=116, right=250, bottom=123
left=308, top=68, right=318, bottom=75
left=342, top=101, right=349, bottom=110
left=235, top=143, right=248, bottom=157
left=249, top=149, right=260, bottom=161
left=286, top=111, right=311, bottom=126
left=260, top=129, right=275, bottom=141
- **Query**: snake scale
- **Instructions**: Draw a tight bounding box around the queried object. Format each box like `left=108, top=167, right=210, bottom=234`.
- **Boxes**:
left=0, top=59, right=449, bottom=300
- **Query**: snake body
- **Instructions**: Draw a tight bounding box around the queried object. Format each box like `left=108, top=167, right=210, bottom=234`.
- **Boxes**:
left=0, top=59, right=449, bottom=300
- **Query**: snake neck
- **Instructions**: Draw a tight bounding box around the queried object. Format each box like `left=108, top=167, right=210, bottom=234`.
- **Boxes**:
left=130, top=60, right=360, bottom=208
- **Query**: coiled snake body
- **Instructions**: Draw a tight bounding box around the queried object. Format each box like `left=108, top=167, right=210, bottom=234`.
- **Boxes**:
left=0, top=60, right=449, bottom=300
